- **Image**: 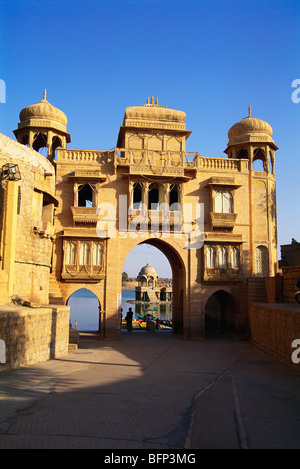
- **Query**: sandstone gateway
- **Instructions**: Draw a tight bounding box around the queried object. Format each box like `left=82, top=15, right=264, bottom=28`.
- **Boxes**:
left=0, top=93, right=278, bottom=359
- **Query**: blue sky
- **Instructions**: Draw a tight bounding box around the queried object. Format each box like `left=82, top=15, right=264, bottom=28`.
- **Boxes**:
left=0, top=0, right=299, bottom=278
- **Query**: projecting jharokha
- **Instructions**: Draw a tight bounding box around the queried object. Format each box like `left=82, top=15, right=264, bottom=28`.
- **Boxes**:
left=0, top=91, right=278, bottom=353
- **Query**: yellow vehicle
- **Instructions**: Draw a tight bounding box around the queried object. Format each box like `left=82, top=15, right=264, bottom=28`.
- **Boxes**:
left=121, top=319, right=143, bottom=329
left=138, top=321, right=147, bottom=329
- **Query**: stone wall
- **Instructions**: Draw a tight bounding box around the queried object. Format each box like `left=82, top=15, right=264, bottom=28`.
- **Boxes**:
left=0, top=304, right=70, bottom=369
left=0, top=133, right=57, bottom=305
left=281, top=265, right=300, bottom=303
left=249, top=302, right=300, bottom=370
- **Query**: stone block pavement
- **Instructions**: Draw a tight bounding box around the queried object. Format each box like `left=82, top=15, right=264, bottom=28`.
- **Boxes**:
left=0, top=331, right=300, bottom=450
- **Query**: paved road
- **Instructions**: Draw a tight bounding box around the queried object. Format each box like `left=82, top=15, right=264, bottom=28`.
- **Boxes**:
left=0, top=331, right=300, bottom=449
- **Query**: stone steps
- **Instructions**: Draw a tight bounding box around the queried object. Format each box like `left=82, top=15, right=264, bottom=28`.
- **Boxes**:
left=49, top=273, right=64, bottom=305
left=247, top=277, right=268, bottom=303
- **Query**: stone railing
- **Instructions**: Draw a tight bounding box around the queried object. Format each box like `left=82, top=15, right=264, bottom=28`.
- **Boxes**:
left=196, top=156, right=248, bottom=172
left=58, top=147, right=248, bottom=174
left=57, top=149, right=114, bottom=164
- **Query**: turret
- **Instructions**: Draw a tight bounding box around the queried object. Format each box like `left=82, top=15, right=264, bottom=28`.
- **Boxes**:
left=13, top=90, right=71, bottom=162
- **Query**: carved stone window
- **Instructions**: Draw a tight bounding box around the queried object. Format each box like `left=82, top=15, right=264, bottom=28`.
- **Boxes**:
left=204, top=244, right=242, bottom=281
left=214, top=190, right=233, bottom=213
left=206, top=246, right=216, bottom=268
left=255, top=245, right=268, bottom=277
left=79, top=242, right=89, bottom=265
left=133, top=182, right=143, bottom=208
left=230, top=247, right=239, bottom=269
left=148, top=183, right=160, bottom=210
left=218, top=246, right=228, bottom=268
left=169, top=184, right=179, bottom=208
left=66, top=242, right=76, bottom=265
left=77, top=183, right=96, bottom=207
left=93, top=243, right=103, bottom=266
left=62, top=239, right=105, bottom=281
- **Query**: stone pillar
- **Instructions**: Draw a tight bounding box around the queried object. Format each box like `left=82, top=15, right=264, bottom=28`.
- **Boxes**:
left=2, top=180, right=18, bottom=297
left=103, top=238, right=121, bottom=340
left=264, top=145, right=269, bottom=173
left=143, top=182, right=149, bottom=209
left=28, top=130, right=34, bottom=149
left=47, top=130, right=53, bottom=159
left=183, top=244, right=204, bottom=340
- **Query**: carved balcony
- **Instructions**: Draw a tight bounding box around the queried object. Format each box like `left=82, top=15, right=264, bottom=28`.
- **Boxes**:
left=71, top=206, right=98, bottom=225
left=203, top=267, right=242, bottom=282
left=128, top=209, right=182, bottom=230
left=61, top=265, right=105, bottom=282
left=209, top=212, right=237, bottom=230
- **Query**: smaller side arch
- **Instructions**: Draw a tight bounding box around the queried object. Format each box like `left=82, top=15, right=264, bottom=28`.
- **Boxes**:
left=65, top=286, right=102, bottom=332
left=204, top=289, right=236, bottom=335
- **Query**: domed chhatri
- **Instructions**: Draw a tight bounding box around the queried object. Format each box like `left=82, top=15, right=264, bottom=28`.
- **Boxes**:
left=227, top=105, right=274, bottom=146
left=19, top=89, right=68, bottom=129
left=224, top=105, right=278, bottom=174
left=13, top=90, right=71, bottom=160
left=138, top=263, right=158, bottom=280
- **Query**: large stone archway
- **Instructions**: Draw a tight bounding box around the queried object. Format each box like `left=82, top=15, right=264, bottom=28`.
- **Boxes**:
left=138, top=238, right=186, bottom=336
left=103, top=236, right=191, bottom=340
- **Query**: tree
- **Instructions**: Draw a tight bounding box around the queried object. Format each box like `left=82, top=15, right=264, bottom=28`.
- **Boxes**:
left=122, top=272, right=129, bottom=281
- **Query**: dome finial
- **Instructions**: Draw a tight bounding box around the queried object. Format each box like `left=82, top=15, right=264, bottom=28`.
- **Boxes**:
left=248, top=104, right=252, bottom=117
left=43, top=89, right=47, bottom=100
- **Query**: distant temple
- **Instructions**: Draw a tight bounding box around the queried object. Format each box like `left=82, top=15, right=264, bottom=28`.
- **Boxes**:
left=135, top=264, right=172, bottom=302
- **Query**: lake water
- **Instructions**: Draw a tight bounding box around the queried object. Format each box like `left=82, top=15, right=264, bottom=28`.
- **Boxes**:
left=68, top=288, right=172, bottom=331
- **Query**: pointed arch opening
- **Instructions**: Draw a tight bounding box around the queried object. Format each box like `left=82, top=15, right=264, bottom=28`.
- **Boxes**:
left=205, top=290, right=236, bottom=335
left=121, top=239, right=185, bottom=335
left=33, top=132, right=48, bottom=156
left=67, top=288, right=101, bottom=332
left=253, top=148, right=266, bottom=171
left=133, top=181, right=143, bottom=208
left=148, top=183, right=160, bottom=210
left=169, top=184, right=179, bottom=207
left=236, top=148, right=248, bottom=159
left=52, top=135, right=63, bottom=160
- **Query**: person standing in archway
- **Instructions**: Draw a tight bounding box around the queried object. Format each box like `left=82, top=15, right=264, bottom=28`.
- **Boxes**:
left=126, top=307, right=133, bottom=332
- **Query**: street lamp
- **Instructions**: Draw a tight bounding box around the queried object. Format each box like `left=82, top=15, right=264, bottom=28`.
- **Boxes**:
left=1, top=163, right=21, bottom=181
